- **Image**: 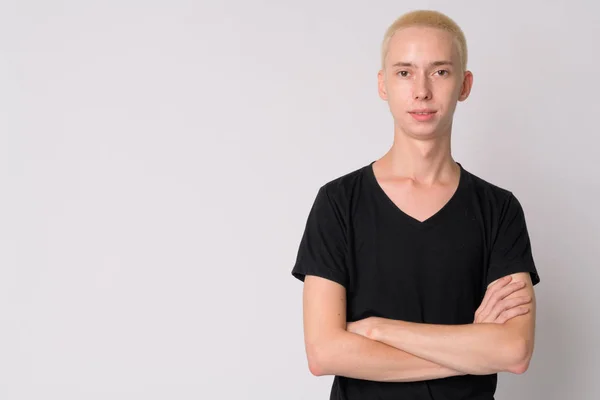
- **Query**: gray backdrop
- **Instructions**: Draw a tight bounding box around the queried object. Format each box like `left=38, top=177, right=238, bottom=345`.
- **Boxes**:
left=1, top=0, right=598, bottom=399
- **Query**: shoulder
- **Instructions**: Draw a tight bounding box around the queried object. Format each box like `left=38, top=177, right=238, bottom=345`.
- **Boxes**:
left=461, top=166, right=532, bottom=238
left=462, top=166, right=517, bottom=210
left=316, top=162, right=370, bottom=208
left=463, top=166, right=513, bottom=200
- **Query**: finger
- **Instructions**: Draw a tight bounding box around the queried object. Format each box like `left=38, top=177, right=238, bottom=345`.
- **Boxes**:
left=497, top=306, right=530, bottom=324
left=487, top=296, right=532, bottom=322
left=496, top=295, right=531, bottom=314
left=481, top=275, right=511, bottom=309
left=496, top=281, right=527, bottom=301
left=477, top=276, right=522, bottom=322
left=479, top=280, right=522, bottom=320
left=482, top=281, right=526, bottom=318
left=479, top=276, right=512, bottom=316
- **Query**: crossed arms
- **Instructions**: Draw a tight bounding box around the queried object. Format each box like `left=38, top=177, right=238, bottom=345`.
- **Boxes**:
left=302, top=272, right=537, bottom=382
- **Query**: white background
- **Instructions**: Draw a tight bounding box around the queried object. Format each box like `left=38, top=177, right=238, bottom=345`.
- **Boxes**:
left=1, top=0, right=598, bottom=399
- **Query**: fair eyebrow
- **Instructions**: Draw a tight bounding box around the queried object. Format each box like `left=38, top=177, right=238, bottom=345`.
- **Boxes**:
left=391, top=60, right=454, bottom=68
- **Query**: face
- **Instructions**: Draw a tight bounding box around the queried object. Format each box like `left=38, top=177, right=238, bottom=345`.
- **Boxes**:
left=378, top=26, right=473, bottom=140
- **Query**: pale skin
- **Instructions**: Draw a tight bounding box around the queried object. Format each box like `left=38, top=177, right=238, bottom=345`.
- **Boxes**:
left=346, top=273, right=536, bottom=376
left=302, top=26, right=538, bottom=381
left=305, top=274, right=534, bottom=380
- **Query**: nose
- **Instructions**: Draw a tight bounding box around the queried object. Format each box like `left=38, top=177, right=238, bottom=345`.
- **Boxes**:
left=413, top=75, right=432, bottom=101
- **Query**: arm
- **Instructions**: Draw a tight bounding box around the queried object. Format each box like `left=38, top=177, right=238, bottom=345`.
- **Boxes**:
left=366, top=272, right=537, bottom=375
left=302, top=275, right=468, bottom=381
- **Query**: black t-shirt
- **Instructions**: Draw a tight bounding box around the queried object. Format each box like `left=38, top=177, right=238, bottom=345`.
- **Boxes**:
left=291, top=160, right=540, bottom=400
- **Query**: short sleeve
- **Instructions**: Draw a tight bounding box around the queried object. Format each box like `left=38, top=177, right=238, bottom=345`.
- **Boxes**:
left=291, top=185, right=349, bottom=288
left=487, top=193, right=541, bottom=286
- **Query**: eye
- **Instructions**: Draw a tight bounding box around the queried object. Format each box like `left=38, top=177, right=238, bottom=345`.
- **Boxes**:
left=436, top=69, right=450, bottom=76
left=397, top=70, right=409, bottom=77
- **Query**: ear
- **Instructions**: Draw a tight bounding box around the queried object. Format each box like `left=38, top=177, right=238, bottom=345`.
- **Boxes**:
left=377, top=69, right=388, bottom=100
left=458, top=70, right=473, bottom=102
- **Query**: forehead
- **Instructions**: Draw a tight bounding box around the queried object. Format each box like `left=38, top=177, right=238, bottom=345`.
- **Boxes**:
left=386, top=26, right=459, bottom=65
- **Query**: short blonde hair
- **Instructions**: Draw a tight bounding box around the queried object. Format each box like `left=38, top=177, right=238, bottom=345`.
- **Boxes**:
left=381, top=10, right=468, bottom=71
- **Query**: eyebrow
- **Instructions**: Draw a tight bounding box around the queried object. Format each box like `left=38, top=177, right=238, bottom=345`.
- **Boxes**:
left=391, top=60, right=454, bottom=68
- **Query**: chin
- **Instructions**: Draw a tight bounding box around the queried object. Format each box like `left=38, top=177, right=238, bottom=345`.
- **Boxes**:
left=402, top=124, right=442, bottom=139
left=412, top=131, right=442, bottom=140
left=407, top=119, right=452, bottom=138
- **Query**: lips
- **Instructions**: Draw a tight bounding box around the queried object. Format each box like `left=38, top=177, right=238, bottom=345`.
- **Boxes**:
left=409, top=109, right=436, bottom=114
left=408, top=110, right=437, bottom=122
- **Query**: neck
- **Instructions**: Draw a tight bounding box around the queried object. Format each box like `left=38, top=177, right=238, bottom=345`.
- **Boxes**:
left=377, top=124, right=458, bottom=186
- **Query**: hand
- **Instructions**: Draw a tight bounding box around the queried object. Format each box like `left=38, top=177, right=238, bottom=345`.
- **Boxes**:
left=346, top=316, right=381, bottom=339
left=474, top=275, right=532, bottom=324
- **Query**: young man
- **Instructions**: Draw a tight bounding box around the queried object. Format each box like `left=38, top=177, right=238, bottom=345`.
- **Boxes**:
left=290, top=10, right=540, bottom=400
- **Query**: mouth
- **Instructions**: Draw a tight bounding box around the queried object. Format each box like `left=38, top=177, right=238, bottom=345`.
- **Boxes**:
left=408, top=110, right=437, bottom=122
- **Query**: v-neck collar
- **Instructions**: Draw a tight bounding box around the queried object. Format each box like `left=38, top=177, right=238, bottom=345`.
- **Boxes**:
left=365, top=160, right=467, bottom=229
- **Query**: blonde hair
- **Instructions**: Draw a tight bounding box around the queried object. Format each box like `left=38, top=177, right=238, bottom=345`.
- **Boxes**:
left=381, top=10, right=468, bottom=71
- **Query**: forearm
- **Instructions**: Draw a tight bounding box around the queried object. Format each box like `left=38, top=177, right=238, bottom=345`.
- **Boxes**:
left=311, top=329, right=467, bottom=382
left=371, top=319, right=523, bottom=375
